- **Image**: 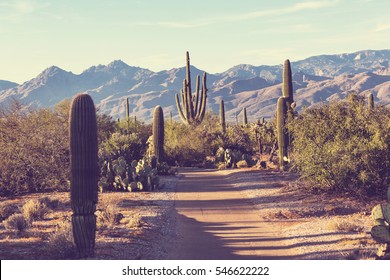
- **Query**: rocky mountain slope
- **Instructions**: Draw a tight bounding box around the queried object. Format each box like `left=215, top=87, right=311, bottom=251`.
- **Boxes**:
left=1, top=49, right=389, bottom=122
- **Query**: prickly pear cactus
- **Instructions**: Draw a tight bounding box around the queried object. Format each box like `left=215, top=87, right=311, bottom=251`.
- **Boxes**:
left=371, top=191, right=390, bottom=258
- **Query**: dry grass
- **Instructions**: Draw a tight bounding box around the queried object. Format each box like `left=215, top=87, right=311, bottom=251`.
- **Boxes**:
left=122, top=212, right=142, bottom=229
left=21, top=199, right=49, bottom=222
left=327, top=219, right=365, bottom=233
left=0, top=203, right=18, bottom=221
left=47, top=219, right=77, bottom=259
left=3, top=213, right=30, bottom=232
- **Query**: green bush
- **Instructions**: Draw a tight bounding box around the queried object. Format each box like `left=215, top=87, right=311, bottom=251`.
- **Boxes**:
left=0, top=102, right=70, bottom=196
left=164, top=113, right=259, bottom=167
left=0, top=99, right=117, bottom=197
left=290, top=95, right=390, bottom=196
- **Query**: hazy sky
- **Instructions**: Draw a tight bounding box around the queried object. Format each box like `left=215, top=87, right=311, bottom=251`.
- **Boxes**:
left=0, top=0, right=389, bottom=83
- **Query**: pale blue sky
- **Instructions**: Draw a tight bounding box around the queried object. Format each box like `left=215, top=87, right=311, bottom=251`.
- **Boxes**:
left=0, top=0, right=389, bottom=83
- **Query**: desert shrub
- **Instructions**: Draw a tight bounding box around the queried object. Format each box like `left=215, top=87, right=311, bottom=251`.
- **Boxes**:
left=22, top=199, right=49, bottom=222
left=0, top=203, right=18, bottom=221
left=164, top=113, right=259, bottom=167
left=236, top=160, right=248, bottom=168
left=99, top=119, right=151, bottom=164
left=123, top=212, right=142, bottom=228
left=4, top=213, right=30, bottom=232
left=290, top=95, right=390, bottom=196
left=96, top=201, right=123, bottom=229
left=0, top=101, right=70, bottom=196
left=0, top=99, right=117, bottom=197
left=38, top=196, right=60, bottom=209
left=47, top=220, right=76, bottom=259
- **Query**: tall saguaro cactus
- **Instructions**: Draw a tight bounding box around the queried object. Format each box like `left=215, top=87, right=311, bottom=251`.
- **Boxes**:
left=153, top=105, right=164, bottom=162
left=126, top=97, right=130, bottom=120
left=242, top=107, right=248, bottom=126
left=175, top=51, right=208, bottom=125
left=69, top=93, right=98, bottom=258
left=220, top=99, right=226, bottom=133
left=283, top=59, right=294, bottom=112
left=368, top=92, right=374, bottom=109
left=277, top=97, right=288, bottom=171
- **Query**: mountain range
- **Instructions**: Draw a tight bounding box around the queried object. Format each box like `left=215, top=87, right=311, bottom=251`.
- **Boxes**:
left=1, top=49, right=390, bottom=123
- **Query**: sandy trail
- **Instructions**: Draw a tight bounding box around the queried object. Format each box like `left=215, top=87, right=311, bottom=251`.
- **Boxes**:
left=167, top=169, right=296, bottom=260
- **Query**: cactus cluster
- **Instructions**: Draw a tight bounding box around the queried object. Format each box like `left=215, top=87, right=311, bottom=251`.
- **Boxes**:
left=175, top=51, right=208, bottom=125
left=99, top=156, right=159, bottom=192
left=69, top=93, right=98, bottom=258
left=371, top=188, right=390, bottom=259
left=252, top=117, right=272, bottom=155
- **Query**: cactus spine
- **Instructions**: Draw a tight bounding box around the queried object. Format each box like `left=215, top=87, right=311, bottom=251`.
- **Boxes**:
left=69, top=93, right=98, bottom=258
left=243, top=107, right=248, bottom=126
left=220, top=99, right=226, bottom=133
left=153, top=106, right=164, bottom=162
left=277, top=97, right=288, bottom=171
left=175, top=51, right=208, bottom=125
left=368, top=92, right=374, bottom=109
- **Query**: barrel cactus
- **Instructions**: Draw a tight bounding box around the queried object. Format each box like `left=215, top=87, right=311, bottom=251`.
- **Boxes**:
left=152, top=105, right=164, bottom=162
left=69, top=93, right=98, bottom=258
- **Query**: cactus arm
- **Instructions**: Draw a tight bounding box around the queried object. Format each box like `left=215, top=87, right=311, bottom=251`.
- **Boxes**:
left=196, top=72, right=207, bottom=123
left=194, top=75, right=200, bottom=115
left=175, top=93, right=188, bottom=125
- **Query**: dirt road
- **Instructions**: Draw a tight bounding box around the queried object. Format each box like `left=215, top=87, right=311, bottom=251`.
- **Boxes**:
left=167, top=169, right=296, bottom=260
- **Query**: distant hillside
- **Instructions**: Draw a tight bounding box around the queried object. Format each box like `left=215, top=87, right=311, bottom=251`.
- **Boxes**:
left=1, top=49, right=389, bottom=122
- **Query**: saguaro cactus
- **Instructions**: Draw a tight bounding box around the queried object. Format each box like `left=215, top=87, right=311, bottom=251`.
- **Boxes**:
left=283, top=59, right=294, bottom=112
left=242, top=107, right=248, bottom=126
left=153, top=105, right=164, bottom=162
left=126, top=97, right=130, bottom=120
left=69, top=93, right=98, bottom=258
left=368, top=92, right=374, bottom=109
left=277, top=97, right=288, bottom=171
left=175, top=51, right=208, bottom=125
left=220, top=99, right=226, bottom=133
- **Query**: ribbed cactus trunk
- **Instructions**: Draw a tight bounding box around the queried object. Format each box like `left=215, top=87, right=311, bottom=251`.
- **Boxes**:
left=69, top=93, right=98, bottom=258
left=368, top=92, right=374, bottom=109
left=153, top=106, right=164, bottom=162
left=277, top=97, right=288, bottom=171
left=220, top=99, right=226, bottom=133
left=243, top=107, right=248, bottom=126
left=283, top=59, right=294, bottom=111
left=126, top=97, right=130, bottom=120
